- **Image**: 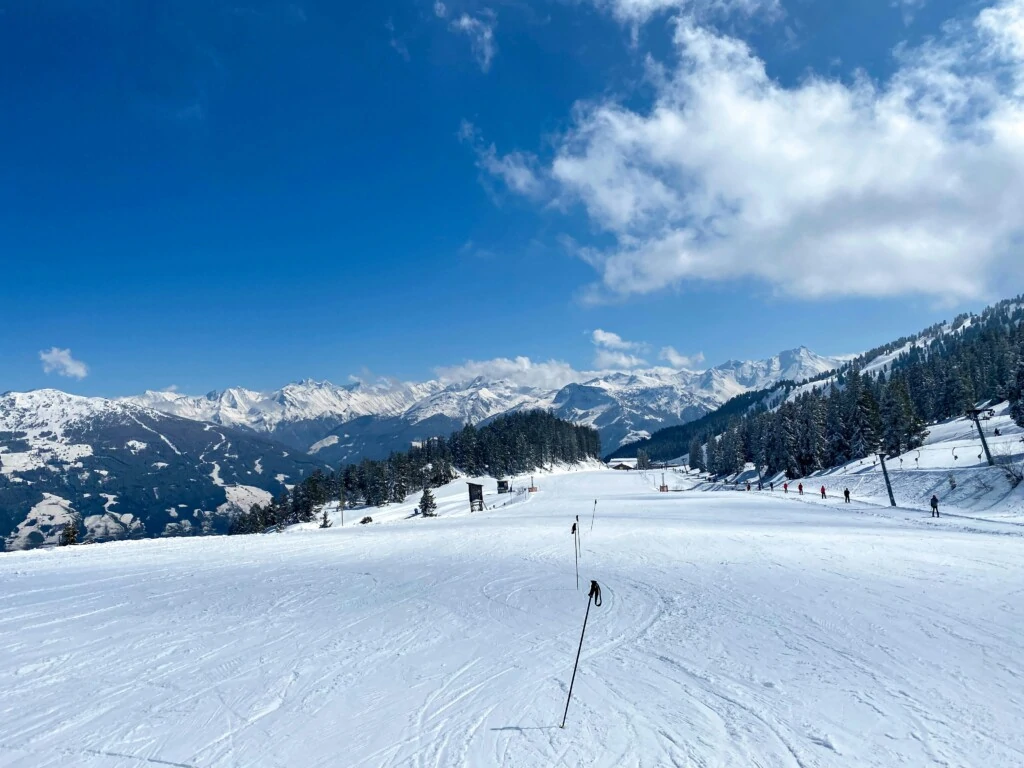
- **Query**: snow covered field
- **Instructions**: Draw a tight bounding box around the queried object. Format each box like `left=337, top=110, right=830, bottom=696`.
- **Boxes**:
left=1, top=469, right=1022, bottom=767
left=686, top=403, right=1024, bottom=527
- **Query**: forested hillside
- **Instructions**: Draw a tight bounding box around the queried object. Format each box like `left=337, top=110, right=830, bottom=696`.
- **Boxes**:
left=624, top=297, right=1024, bottom=478
left=229, top=410, right=600, bottom=533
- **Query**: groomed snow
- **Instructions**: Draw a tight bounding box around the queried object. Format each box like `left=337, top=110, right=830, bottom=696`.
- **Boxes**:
left=0, top=470, right=1021, bottom=767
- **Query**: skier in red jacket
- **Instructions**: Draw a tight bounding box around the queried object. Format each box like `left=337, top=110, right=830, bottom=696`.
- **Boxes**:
left=820, top=485, right=827, bottom=499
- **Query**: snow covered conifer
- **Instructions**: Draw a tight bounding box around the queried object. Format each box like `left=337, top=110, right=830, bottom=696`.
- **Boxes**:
left=636, top=450, right=652, bottom=470
left=59, top=521, right=78, bottom=546
left=420, top=488, right=437, bottom=517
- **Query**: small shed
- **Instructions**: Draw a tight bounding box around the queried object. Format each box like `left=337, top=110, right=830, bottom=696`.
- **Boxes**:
left=467, top=482, right=484, bottom=512
left=496, top=479, right=510, bottom=494
left=610, top=462, right=633, bottom=471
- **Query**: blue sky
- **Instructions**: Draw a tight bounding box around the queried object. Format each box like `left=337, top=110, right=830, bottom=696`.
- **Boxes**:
left=3, top=0, right=1023, bottom=396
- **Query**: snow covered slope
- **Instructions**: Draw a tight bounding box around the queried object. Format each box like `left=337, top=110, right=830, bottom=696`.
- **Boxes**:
left=124, top=347, right=843, bottom=462
left=687, top=402, right=1024, bottom=525
left=0, top=390, right=325, bottom=550
left=793, top=402, right=1024, bottom=520
left=1, top=469, right=1021, bottom=767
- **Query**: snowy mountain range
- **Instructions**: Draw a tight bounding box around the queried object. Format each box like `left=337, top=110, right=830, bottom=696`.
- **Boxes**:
left=124, top=346, right=845, bottom=463
left=0, top=390, right=325, bottom=550
left=0, top=347, right=842, bottom=549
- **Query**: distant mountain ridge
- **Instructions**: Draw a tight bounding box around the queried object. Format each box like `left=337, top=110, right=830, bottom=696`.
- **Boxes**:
left=0, top=389, right=325, bottom=550
left=0, top=347, right=843, bottom=550
left=124, top=346, right=845, bottom=463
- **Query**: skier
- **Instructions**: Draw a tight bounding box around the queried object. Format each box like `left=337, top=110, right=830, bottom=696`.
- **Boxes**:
left=746, top=481, right=751, bottom=492
left=820, top=485, right=827, bottom=499
left=783, top=482, right=789, bottom=493
left=843, top=488, right=851, bottom=504
left=770, top=481, right=775, bottom=492
left=930, top=494, right=940, bottom=517
left=798, top=483, right=803, bottom=495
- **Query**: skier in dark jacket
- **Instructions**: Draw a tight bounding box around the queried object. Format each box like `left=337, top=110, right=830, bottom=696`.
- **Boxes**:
left=798, top=483, right=803, bottom=495
left=930, top=495, right=940, bottom=517
left=843, top=488, right=851, bottom=503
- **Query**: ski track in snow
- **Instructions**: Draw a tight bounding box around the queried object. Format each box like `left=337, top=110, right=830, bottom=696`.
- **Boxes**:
left=0, top=470, right=1022, bottom=767
left=127, top=413, right=182, bottom=457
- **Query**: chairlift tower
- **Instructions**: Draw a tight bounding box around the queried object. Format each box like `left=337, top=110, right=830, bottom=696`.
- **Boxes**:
left=965, top=405, right=995, bottom=467
left=875, top=451, right=897, bottom=507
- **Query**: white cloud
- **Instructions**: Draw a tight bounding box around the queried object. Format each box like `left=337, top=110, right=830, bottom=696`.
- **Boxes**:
left=435, top=356, right=584, bottom=389
left=434, top=1, right=448, bottom=18
left=660, top=346, right=705, bottom=368
left=591, top=328, right=642, bottom=350
left=979, top=0, right=1024, bottom=63
left=39, top=347, right=88, bottom=379
left=436, top=331, right=660, bottom=386
left=590, top=0, right=779, bottom=25
left=450, top=12, right=497, bottom=72
left=386, top=18, right=410, bottom=61
left=892, top=0, right=927, bottom=25
left=459, top=120, right=545, bottom=197
left=593, top=348, right=649, bottom=368
left=499, top=0, right=1024, bottom=303
left=590, top=328, right=648, bottom=368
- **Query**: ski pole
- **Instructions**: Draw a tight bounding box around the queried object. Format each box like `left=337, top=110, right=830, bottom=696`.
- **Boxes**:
left=571, top=522, right=578, bottom=590
left=590, top=499, right=596, bottom=532
left=561, top=580, right=602, bottom=728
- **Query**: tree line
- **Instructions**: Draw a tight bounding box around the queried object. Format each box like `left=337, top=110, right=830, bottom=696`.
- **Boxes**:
left=652, top=297, right=1024, bottom=479
left=229, top=410, right=600, bottom=534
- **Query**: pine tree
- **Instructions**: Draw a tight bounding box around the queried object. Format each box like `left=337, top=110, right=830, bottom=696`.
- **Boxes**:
left=319, top=508, right=333, bottom=528
left=1010, top=351, right=1024, bottom=428
left=824, top=387, right=850, bottom=466
left=720, top=423, right=745, bottom=475
left=704, top=433, right=719, bottom=476
left=765, top=404, right=798, bottom=478
left=847, top=370, right=881, bottom=458
left=687, top=435, right=704, bottom=472
left=636, top=449, right=652, bottom=470
left=795, top=394, right=826, bottom=475
left=879, top=376, right=928, bottom=456
left=59, top=521, right=78, bottom=546
left=419, top=488, right=438, bottom=517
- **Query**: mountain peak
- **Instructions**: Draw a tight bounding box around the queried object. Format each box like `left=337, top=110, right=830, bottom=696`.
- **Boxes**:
left=116, top=344, right=846, bottom=460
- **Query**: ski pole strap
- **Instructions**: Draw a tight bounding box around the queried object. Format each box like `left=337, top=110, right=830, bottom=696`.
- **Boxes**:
left=589, top=580, right=602, bottom=607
